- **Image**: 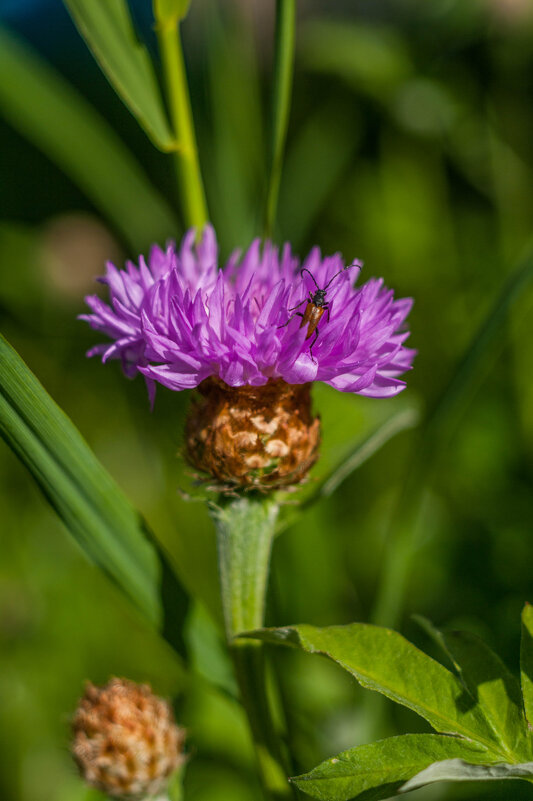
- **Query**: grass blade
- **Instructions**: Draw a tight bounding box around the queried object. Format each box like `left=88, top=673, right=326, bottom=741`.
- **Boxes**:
left=63, top=0, right=176, bottom=151
left=0, top=334, right=188, bottom=641
left=264, top=0, right=296, bottom=238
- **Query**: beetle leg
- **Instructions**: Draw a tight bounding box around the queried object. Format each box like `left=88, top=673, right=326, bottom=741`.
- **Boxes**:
left=325, top=305, right=331, bottom=323
left=309, top=327, right=319, bottom=362
left=277, top=312, right=304, bottom=329
left=288, top=297, right=308, bottom=312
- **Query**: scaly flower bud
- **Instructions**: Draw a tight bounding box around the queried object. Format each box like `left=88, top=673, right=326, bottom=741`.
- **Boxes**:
left=186, top=377, right=320, bottom=489
left=81, top=226, right=414, bottom=487
left=71, top=677, right=185, bottom=799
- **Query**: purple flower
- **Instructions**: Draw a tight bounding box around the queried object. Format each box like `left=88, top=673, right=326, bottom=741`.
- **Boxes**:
left=81, top=225, right=415, bottom=400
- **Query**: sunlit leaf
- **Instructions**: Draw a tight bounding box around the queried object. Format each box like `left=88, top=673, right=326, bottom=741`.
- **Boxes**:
left=292, top=734, right=494, bottom=801
left=0, top=334, right=188, bottom=649
left=0, top=26, right=178, bottom=253
left=247, top=623, right=508, bottom=758
left=521, top=604, right=533, bottom=727
left=415, top=616, right=530, bottom=761
left=63, top=0, right=176, bottom=151
left=401, top=758, right=533, bottom=792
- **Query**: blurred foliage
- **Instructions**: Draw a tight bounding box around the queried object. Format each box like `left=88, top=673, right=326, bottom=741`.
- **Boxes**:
left=1, top=0, right=533, bottom=800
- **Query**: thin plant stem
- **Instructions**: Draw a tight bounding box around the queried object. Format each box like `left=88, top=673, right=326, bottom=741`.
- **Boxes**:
left=211, top=496, right=294, bottom=800
left=156, top=17, right=208, bottom=231
left=264, top=0, right=296, bottom=239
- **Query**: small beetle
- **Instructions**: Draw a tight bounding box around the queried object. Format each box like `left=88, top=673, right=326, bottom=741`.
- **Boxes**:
left=279, top=262, right=359, bottom=358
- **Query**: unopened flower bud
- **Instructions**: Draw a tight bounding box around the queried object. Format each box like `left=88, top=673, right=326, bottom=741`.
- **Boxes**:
left=186, top=377, right=320, bottom=489
left=71, top=677, right=185, bottom=799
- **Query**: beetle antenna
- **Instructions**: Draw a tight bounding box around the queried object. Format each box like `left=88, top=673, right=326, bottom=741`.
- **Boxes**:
left=324, top=261, right=358, bottom=290
left=300, top=267, right=320, bottom=290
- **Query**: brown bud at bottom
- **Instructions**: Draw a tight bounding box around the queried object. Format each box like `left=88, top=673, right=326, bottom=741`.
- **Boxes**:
left=71, top=678, right=185, bottom=799
left=185, top=378, right=320, bottom=490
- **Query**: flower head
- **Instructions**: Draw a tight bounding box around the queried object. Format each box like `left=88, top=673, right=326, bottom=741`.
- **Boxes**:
left=81, top=226, right=414, bottom=401
left=71, top=677, right=185, bottom=799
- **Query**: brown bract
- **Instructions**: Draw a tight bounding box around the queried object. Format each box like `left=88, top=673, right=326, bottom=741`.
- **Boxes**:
left=71, top=678, right=185, bottom=799
left=185, top=378, right=321, bottom=490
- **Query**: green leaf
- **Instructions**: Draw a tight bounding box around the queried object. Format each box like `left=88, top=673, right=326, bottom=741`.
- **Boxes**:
left=401, top=758, right=533, bottom=793
left=248, top=624, right=508, bottom=758
left=292, top=734, right=494, bottom=801
left=0, top=334, right=188, bottom=646
left=63, top=0, right=176, bottom=151
left=0, top=27, right=177, bottom=253
left=415, top=616, right=530, bottom=761
left=521, top=604, right=533, bottom=727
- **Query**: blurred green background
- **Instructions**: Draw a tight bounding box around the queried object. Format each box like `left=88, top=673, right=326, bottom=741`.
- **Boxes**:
left=1, top=1, right=533, bottom=799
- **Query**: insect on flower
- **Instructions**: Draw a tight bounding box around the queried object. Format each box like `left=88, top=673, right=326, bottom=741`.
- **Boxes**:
left=82, top=225, right=414, bottom=398
left=279, top=262, right=359, bottom=358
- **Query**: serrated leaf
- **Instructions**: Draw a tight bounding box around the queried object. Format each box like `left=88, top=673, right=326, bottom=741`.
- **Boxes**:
left=0, top=26, right=177, bottom=253
left=521, top=604, right=533, bottom=727
left=63, top=0, right=176, bottom=151
left=248, top=624, right=508, bottom=758
left=0, top=334, right=188, bottom=649
left=401, top=758, right=533, bottom=792
left=292, top=734, right=494, bottom=801
left=415, top=616, right=529, bottom=761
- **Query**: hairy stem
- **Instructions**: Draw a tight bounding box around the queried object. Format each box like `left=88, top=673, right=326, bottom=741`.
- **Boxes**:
left=264, top=0, right=296, bottom=239
left=211, top=496, right=293, bottom=800
left=156, top=17, right=208, bottom=230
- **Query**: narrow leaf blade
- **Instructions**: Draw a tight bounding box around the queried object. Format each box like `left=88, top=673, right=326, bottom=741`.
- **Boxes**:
left=63, top=0, right=176, bottom=150
left=249, top=624, right=506, bottom=757
left=0, top=334, right=188, bottom=643
left=521, top=604, right=533, bottom=727
left=292, top=734, right=494, bottom=801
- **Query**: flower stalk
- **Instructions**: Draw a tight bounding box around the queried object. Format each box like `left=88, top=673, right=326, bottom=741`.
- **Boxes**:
left=264, top=0, right=296, bottom=238
left=156, top=13, right=208, bottom=231
left=210, top=496, right=292, bottom=800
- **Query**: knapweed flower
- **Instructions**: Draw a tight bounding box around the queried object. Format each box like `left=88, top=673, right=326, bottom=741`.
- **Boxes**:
left=82, top=226, right=414, bottom=488
left=71, top=677, right=185, bottom=799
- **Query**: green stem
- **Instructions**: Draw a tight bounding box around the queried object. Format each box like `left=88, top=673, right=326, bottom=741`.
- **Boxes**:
left=156, top=17, right=208, bottom=231
left=264, top=0, right=296, bottom=239
left=211, top=496, right=293, bottom=800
